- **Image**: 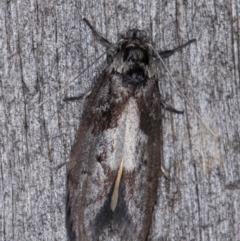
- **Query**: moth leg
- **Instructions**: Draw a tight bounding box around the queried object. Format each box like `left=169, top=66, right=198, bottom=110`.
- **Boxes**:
left=55, top=158, right=70, bottom=171
left=160, top=98, right=184, bottom=114
left=63, top=90, right=92, bottom=102
left=83, top=18, right=112, bottom=48
left=63, top=95, right=83, bottom=102
left=159, top=39, right=196, bottom=59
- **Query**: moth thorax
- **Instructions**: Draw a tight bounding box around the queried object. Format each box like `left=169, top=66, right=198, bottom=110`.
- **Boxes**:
left=123, top=47, right=149, bottom=65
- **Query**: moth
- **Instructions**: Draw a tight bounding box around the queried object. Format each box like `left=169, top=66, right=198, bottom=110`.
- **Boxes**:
left=66, top=18, right=196, bottom=241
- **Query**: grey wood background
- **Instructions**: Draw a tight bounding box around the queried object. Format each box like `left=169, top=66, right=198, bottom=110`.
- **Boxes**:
left=1, top=0, right=239, bottom=240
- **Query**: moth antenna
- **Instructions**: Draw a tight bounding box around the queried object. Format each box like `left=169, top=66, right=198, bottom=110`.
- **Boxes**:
left=55, top=158, right=69, bottom=171
left=63, top=90, right=92, bottom=102
left=225, top=180, right=240, bottom=190
left=37, top=50, right=108, bottom=107
left=150, top=45, right=216, bottom=137
left=111, top=157, right=124, bottom=212
left=37, top=18, right=119, bottom=107
left=83, top=18, right=112, bottom=48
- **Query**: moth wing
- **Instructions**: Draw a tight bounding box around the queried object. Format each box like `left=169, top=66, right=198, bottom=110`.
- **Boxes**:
left=66, top=71, right=162, bottom=240
left=66, top=71, right=118, bottom=240
left=107, top=89, right=162, bottom=240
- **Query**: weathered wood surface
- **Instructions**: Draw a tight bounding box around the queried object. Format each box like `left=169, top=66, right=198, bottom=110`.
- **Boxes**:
left=1, top=0, right=239, bottom=240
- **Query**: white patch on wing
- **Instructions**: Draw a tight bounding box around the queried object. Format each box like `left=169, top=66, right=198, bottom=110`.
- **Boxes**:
left=84, top=99, right=149, bottom=229
left=97, top=98, right=148, bottom=172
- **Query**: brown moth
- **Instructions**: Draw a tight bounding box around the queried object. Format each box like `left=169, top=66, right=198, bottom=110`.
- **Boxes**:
left=66, top=19, right=195, bottom=241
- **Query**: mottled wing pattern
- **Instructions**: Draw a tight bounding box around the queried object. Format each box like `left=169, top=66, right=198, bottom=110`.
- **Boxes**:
left=66, top=69, right=162, bottom=241
left=65, top=21, right=196, bottom=240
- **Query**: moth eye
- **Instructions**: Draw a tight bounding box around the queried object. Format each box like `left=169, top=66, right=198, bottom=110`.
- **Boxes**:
left=135, top=31, right=140, bottom=38
left=126, top=29, right=148, bottom=41
left=139, top=30, right=148, bottom=41
left=126, top=30, right=135, bottom=38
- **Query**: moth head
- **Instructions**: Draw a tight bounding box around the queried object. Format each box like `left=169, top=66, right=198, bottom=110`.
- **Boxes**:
left=125, top=29, right=149, bottom=43
left=117, top=29, right=151, bottom=65
left=108, top=29, right=156, bottom=85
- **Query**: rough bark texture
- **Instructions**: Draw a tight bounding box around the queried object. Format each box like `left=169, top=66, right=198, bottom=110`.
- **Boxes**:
left=0, top=0, right=239, bottom=241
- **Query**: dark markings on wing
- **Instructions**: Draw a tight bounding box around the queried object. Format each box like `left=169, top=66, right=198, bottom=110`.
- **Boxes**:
left=66, top=24, right=195, bottom=240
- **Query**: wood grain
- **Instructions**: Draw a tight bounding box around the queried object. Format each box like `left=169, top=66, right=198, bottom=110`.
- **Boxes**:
left=1, top=0, right=239, bottom=240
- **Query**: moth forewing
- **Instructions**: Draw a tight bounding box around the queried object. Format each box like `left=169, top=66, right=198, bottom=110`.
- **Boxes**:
left=66, top=20, right=196, bottom=241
